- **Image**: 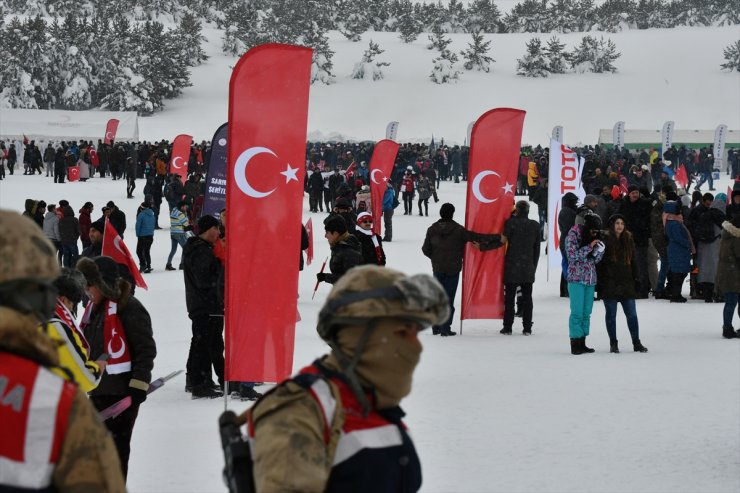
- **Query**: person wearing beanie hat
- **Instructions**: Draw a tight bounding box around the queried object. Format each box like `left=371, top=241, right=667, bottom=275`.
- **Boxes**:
left=76, top=255, right=156, bottom=480
left=135, top=200, right=156, bottom=274
left=558, top=192, right=580, bottom=298
left=182, top=212, right=228, bottom=399
left=103, top=201, right=127, bottom=239
left=663, top=200, right=693, bottom=302
left=620, top=183, right=652, bottom=298
left=565, top=212, right=605, bottom=354
left=354, top=212, right=386, bottom=266
left=423, top=203, right=503, bottom=336
left=596, top=215, right=649, bottom=353
left=242, top=266, right=449, bottom=492
left=0, top=211, right=127, bottom=492
left=318, top=214, right=362, bottom=285
left=166, top=200, right=191, bottom=271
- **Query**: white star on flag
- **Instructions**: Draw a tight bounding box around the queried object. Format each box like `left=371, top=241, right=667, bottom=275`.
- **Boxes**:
left=280, top=164, right=299, bottom=183
left=502, top=182, right=514, bottom=195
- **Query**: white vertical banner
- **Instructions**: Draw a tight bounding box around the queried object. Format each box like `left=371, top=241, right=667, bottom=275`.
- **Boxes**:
left=466, top=121, right=475, bottom=146
left=713, top=124, right=728, bottom=171
left=385, top=121, right=399, bottom=141
left=613, top=121, right=625, bottom=149
left=547, top=139, right=586, bottom=271
left=661, top=121, right=674, bottom=157
left=552, top=125, right=564, bottom=144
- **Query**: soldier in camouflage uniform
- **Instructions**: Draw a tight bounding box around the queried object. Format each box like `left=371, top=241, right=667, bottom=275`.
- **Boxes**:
left=242, top=265, right=449, bottom=492
left=0, top=210, right=126, bottom=492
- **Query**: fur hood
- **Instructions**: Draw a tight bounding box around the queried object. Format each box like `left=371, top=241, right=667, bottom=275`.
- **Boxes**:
left=722, top=221, right=740, bottom=238
left=76, top=256, right=131, bottom=304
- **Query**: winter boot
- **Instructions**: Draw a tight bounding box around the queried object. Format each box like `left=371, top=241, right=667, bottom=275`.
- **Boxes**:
left=522, top=325, right=532, bottom=336
left=722, top=326, right=738, bottom=339
left=610, top=340, right=619, bottom=353
left=632, top=339, right=649, bottom=352
left=580, top=337, right=595, bottom=353
left=235, top=386, right=263, bottom=401
left=440, top=329, right=457, bottom=337
left=570, top=338, right=583, bottom=355
left=500, top=326, right=512, bottom=335
left=191, top=384, right=223, bottom=399
left=165, top=264, right=176, bottom=271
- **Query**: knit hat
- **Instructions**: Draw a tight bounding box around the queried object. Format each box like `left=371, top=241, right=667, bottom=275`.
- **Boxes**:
left=76, top=256, right=122, bottom=300
left=680, top=195, right=692, bottom=208
left=90, top=218, right=105, bottom=234
left=197, top=214, right=219, bottom=233
left=335, top=198, right=351, bottom=210
left=607, top=213, right=625, bottom=227
left=324, top=215, right=347, bottom=234
left=440, top=203, right=455, bottom=220
left=53, top=267, right=86, bottom=305
left=356, top=212, right=373, bottom=225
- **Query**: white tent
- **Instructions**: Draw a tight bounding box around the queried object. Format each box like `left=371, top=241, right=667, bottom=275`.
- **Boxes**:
left=0, top=109, right=139, bottom=142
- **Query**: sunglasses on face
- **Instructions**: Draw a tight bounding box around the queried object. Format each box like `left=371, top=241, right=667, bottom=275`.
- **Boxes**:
left=361, top=220, right=373, bottom=225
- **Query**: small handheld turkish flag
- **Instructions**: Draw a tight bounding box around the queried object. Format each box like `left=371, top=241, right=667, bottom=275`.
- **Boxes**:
left=67, top=165, right=80, bottom=182
left=101, top=219, right=148, bottom=290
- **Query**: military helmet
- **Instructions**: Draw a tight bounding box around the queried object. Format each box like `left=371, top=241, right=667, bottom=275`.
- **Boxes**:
left=0, top=210, right=60, bottom=321
left=317, top=265, right=450, bottom=341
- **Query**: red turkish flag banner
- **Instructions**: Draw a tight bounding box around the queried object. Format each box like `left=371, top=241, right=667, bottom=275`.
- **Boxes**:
left=101, top=219, right=148, bottom=290
left=103, top=119, right=119, bottom=145
left=369, top=139, right=400, bottom=236
left=170, top=134, right=193, bottom=182
left=225, top=44, right=312, bottom=383
left=67, top=165, right=80, bottom=182
left=674, top=165, right=688, bottom=188
left=461, top=108, right=526, bottom=321
left=305, top=218, right=314, bottom=266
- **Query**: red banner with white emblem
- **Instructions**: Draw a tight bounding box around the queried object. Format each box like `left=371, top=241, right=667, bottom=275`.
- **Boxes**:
left=369, top=139, right=400, bottom=236
left=461, top=108, right=526, bottom=321
left=170, top=134, right=192, bottom=182
left=226, top=44, right=312, bottom=383
left=101, top=218, right=148, bottom=290
left=103, top=119, right=119, bottom=145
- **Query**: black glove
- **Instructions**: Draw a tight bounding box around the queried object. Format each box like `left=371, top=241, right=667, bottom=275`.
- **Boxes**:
left=129, top=387, right=148, bottom=406
left=316, top=273, right=327, bottom=282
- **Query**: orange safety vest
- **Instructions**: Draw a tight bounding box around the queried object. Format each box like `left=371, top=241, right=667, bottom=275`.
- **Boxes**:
left=0, top=352, right=76, bottom=491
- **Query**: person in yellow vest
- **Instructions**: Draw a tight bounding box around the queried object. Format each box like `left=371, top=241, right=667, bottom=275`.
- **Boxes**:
left=0, top=209, right=125, bottom=492
left=40, top=267, right=107, bottom=392
left=527, top=161, right=539, bottom=199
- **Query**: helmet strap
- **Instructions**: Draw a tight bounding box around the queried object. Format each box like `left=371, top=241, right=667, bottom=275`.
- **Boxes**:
left=329, top=319, right=380, bottom=417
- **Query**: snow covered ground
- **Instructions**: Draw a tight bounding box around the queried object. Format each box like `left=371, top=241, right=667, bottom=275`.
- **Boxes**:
left=1, top=172, right=738, bottom=493
left=137, top=25, right=740, bottom=146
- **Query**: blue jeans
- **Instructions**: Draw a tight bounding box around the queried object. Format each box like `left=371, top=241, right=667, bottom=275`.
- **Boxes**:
left=433, top=272, right=459, bottom=331
left=167, top=233, right=187, bottom=266
left=724, top=292, right=739, bottom=328
left=695, top=172, right=713, bottom=190
left=568, top=282, right=595, bottom=338
left=603, top=298, right=639, bottom=341
left=61, top=243, right=79, bottom=268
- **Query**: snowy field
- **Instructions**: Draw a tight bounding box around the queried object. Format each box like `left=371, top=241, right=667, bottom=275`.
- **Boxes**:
left=136, top=25, right=740, bottom=146
left=1, top=172, right=738, bottom=493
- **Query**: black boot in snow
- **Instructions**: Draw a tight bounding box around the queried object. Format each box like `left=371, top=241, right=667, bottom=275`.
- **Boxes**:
left=722, top=326, right=738, bottom=339
left=570, top=338, right=583, bottom=355
left=581, top=337, right=595, bottom=353
left=610, top=340, right=619, bottom=353
left=500, top=326, right=513, bottom=335
left=633, top=339, right=648, bottom=352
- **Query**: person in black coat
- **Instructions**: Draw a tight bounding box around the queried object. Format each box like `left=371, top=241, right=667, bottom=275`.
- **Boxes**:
left=317, top=215, right=361, bottom=285
left=596, top=214, right=648, bottom=353
left=619, top=185, right=652, bottom=298
left=308, top=168, right=325, bottom=212
left=558, top=192, right=579, bottom=297
left=488, top=201, right=540, bottom=335
left=182, top=215, right=225, bottom=399
left=105, top=201, right=127, bottom=239
left=353, top=212, right=386, bottom=266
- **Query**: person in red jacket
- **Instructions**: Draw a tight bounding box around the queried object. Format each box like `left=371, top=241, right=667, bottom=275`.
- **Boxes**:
left=400, top=166, right=416, bottom=215
left=79, top=201, right=94, bottom=249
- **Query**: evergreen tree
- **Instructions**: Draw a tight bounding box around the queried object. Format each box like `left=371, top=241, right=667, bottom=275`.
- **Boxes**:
left=427, top=25, right=452, bottom=51
left=430, top=46, right=461, bottom=83
left=366, top=0, right=392, bottom=32
left=397, top=0, right=422, bottom=43
left=594, top=0, right=637, bottom=31
left=351, top=39, right=390, bottom=80
left=573, top=0, right=597, bottom=31
left=221, top=0, right=267, bottom=55
left=53, top=14, right=94, bottom=110
left=465, top=0, right=502, bottom=33
left=503, top=0, right=550, bottom=33
left=570, top=35, right=621, bottom=73
left=516, top=37, right=549, bottom=77
left=548, top=0, right=580, bottom=33
left=461, top=31, right=495, bottom=72
left=633, top=0, right=668, bottom=29
left=299, top=22, right=335, bottom=84
left=339, top=2, right=370, bottom=41
left=446, top=0, right=467, bottom=33
left=175, top=12, right=208, bottom=66
left=0, top=18, right=39, bottom=109
left=544, top=35, right=569, bottom=73
left=720, top=40, right=740, bottom=72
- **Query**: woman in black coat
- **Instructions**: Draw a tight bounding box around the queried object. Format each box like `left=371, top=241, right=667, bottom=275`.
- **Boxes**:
left=596, top=214, right=648, bottom=353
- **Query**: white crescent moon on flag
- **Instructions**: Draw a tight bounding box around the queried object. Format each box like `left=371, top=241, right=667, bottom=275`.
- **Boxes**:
left=113, top=236, right=126, bottom=256
left=370, top=169, right=384, bottom=184
left=172, top=156, right=184, bottom=169
left=471, top=170, right=500, bottom=203
left=234, top=147, right=277, bottom=198
left=108, top=333, right=126, bottom=359
left=105, top=131, right=113, bottom=140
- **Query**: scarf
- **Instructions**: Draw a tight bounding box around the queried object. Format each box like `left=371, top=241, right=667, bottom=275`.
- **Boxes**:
left=81, top=300, right=131, bottom=374
left=356, top=228, right=384, bottom=265
left=54, top=300, right=90, bottom=353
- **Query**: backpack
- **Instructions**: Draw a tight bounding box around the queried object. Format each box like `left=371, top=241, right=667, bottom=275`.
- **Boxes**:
left=694, top=213, right=718, bottom=243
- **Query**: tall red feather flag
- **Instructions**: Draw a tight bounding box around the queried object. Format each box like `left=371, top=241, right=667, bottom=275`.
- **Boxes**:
left=103, top=119, right=120, bottom=144
left=674, top=164, right=688, bottom=188
left=101, top=218, right=148, bottom=290
left=462, top=108, right=526, bottom=321
left=369, top=139, right=400, bottom=236
left=170, top=134, right=193, bottom=183
left=225, top=44, right=312, bottom=383
left=305, top=218, right=314, bottom=266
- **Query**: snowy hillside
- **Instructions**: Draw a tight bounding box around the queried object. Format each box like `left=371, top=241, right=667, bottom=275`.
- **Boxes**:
left=135, top=25, right=740, bottom=145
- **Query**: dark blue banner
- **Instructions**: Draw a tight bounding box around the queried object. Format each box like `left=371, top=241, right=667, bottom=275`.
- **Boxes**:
left=202, top=122, right=228, bottom=218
